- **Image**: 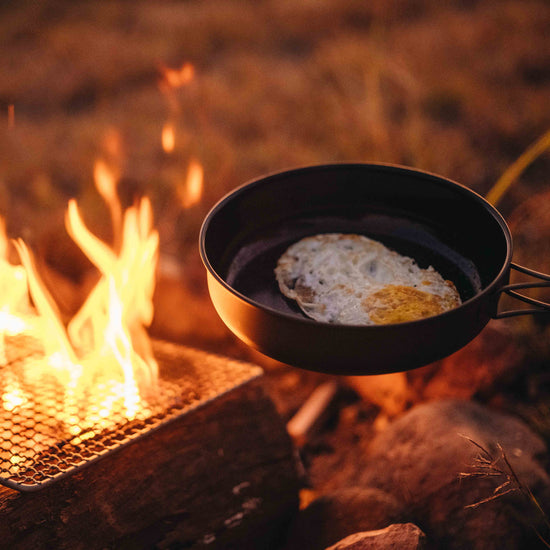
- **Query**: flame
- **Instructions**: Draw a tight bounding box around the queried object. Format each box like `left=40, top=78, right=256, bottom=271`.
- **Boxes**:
left=0, top=178, right=160, bottom=439
left=0, top=218, right=33, bottom=364
left=178, top=159, right=204, bottom=209
left=2, top=372, right=25, bottom=412
left=94, top=158, right=123, bottom=251
left=162, top=122, right=176, bottom=153
left=65, top=196, right=159, bottom=385
left=102, top=127, right=123, bottom=160
left=159, top=62, right=195, bottom=91
left=158, top=62, right=195, bottom=132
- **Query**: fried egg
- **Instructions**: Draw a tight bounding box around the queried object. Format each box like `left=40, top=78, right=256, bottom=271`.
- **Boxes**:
left=275, top=233, right=461, bottom=325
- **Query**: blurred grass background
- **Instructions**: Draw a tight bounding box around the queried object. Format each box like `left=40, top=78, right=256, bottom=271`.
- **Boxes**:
left=0, top=0, right=549, bottom=324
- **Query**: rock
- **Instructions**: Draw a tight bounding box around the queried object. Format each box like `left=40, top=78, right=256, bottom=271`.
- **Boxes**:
left=325, top=523, right=426, bottom=550
left=417, top=320, right=525, bottom=401
left=359, top=399, right=550, bottom=549
left=351, top=321, right=526, bottom=415
left=283, top=487, right=405, bottom=550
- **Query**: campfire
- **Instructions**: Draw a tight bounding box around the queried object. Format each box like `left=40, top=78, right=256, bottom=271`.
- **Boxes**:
left=0, top=155, right=262, bottom=493
left=1, top=113, right=550, bottom=550
left=2, top=3, right=550, bottom=548
left=0, top=57, right=302, bottom=550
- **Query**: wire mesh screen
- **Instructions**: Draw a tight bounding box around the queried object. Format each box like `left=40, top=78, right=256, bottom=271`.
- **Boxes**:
left=0, top=339, right=262, bottom=492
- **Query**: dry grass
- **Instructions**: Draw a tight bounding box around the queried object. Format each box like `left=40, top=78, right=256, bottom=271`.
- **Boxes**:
left=0, top=0, right=549, bottom=323
left=460, top=436, right=550, bottom=547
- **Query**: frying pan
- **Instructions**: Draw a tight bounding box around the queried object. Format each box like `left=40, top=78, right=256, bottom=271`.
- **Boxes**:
left=200, top=163, right=550, bottom=375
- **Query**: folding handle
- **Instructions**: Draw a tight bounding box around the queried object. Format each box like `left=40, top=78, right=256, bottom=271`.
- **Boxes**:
left=495, top=263, right=550, bottom=319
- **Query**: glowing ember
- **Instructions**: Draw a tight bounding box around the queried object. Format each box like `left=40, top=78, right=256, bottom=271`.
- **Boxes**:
left=1, top=372, right=25, bottom=412
left=178, top=159, right=204, bottom=209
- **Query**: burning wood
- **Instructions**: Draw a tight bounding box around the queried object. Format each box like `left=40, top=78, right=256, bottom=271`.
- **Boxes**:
left=0, top=343, right=297, bottom=550
left=287, top=380, right=339, bottom=447
left=0, top=148, right=296, bottom=548
left=0, top=340, right=262, bottom=491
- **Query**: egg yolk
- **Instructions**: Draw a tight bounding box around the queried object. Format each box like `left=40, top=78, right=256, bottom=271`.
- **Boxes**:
left=362, top=284, right=459, bottom=324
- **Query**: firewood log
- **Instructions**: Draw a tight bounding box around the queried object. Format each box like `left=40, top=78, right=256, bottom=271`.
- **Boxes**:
left=0, top=349, right=300, bottom=550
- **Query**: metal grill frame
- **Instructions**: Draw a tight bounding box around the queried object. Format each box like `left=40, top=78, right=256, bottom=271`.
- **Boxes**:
left=0, top=340, right=262, bottom=492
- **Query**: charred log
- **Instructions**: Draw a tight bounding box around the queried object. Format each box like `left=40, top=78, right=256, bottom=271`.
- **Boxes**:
left=0, top=364, right=300, bottom=549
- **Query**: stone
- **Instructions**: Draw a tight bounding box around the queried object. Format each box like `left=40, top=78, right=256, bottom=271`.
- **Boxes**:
left=359, top=399, right=550, bottom=549
left=325, top=523, right=426, bottom=550
left=283, top=487, right=405, bottom=550
left=418, top=320, right=525, bottom=401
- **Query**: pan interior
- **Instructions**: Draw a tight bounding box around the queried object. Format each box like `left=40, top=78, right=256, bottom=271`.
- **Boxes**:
left=224, top=209, right=482, bottom=320
left=202, top=164, right=510, bottom=324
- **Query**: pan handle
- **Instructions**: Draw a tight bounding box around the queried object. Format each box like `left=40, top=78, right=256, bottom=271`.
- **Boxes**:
left=495, top=263, right=550, bottom=318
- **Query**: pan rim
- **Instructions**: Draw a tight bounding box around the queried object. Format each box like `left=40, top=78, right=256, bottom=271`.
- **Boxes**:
left=199, top=162, right=513, bottom=329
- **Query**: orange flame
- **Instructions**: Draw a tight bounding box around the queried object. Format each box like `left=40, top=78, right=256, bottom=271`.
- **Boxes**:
left=162, top=122, right=176, bottom=153
left=159, top=62, right=195, bottom=91
left=94, top=158, right=123, bottom=250
left=178, top=159, right=204, bottom=209
left=94, top=159, right=118, bottom=203
left=0, top=219, right=32, bottom=365
left=102, top=127, right=123, bottom=160
left=0, top=177, right=159, bottom=436
left=158, top=62, right=195, bottom=124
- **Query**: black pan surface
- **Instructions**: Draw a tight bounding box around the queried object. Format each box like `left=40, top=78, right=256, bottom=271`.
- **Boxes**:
left=200, top=163, right=512, bottom=374
left=225, top=211, right=483, bottom=318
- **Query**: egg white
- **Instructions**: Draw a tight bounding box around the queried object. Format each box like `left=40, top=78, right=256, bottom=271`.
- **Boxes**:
left=275, top=233, right=461, bottom=325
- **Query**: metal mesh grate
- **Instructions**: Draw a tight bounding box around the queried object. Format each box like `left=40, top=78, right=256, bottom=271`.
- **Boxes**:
left=0, top=339, right=262, bottom=492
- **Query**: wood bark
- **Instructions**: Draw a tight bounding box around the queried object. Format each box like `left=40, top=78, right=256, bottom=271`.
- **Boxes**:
left=0, top=373, right=300, bottom=549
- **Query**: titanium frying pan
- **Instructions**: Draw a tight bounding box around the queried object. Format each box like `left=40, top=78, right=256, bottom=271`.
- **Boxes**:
left=199, top=163, right=550, bottom=375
